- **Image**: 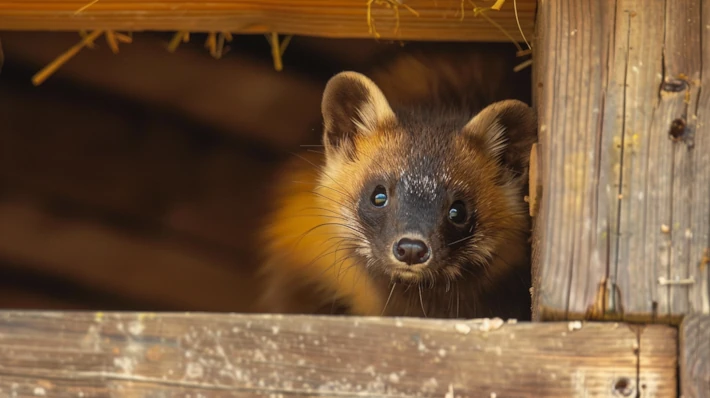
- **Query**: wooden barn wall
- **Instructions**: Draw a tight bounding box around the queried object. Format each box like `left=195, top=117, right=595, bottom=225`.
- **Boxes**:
left=0, top=32, right=531, bottom=312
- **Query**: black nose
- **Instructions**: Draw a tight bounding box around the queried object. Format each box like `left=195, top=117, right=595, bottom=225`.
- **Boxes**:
left=393, top=238, right=430, bottom=265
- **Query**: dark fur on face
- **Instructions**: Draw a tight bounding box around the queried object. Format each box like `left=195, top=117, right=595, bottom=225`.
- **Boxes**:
left=318, top=71, right=537, bottom=319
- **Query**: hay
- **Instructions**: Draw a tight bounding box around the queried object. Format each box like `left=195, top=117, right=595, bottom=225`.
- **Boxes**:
left=74, top=0, right=100, bottom=15
left=31, top=30, right=104, bottom=86
left=366, top=0, right=420, bottom=38
left=204, top=32, right=233, bottom=59
left=31, top=29, right=135, bottom=85
left=266, top=33, right=293, bottom=72
left=361, top=0, right=532, bottom=72
left=167, top=31, right=190, bottom=53
left=105, top=31, right=133, bottom=54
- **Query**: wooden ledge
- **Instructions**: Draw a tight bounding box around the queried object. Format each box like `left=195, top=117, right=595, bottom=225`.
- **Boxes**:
left=0, top=311, right=677, bottom=397
left=0, top=0, right=536, bottom=42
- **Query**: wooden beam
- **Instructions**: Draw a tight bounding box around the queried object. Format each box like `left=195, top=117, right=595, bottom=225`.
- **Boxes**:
left=533, top=0, right=710, bottom=323
left=680, top=315, right=710, bottom=397
left=0, top=1, right=535, bottom=42
left=0, top=312, right=677, bottom=397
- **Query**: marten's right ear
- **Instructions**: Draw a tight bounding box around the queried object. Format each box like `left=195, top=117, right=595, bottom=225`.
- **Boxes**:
left=321, top=71, right=395, bottom=159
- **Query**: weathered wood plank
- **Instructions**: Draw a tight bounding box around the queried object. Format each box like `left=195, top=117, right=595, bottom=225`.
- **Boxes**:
left=0, top=0, right=535, bottom=42
left=639, top=324, right=679, bottom=397
left=532, top=0, right=612, bottom=321
left=680, top=315, right=710, bottom=398
left=691, top=0, right=710, bottom=317
left=0, top=312, right=677, bottom=397
left=533, top=0, right=710, bottom=322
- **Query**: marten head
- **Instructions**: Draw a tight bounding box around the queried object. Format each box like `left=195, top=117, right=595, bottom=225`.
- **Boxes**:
left=317, top=71, right=536, bottom=288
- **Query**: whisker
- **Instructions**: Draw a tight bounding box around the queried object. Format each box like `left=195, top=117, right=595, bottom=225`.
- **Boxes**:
left=289, top=152, right=352, bottom=200
left=292, top=221, right=366, bottom=248
left=456, top=283, right=461, bottom=318
left=381, top=282, right=397, bottom=316
left=447, top=234, right=475, bottom=246
left=418, top=284, right=427, bottom=318
left=291, top=180, right=352, bottom=200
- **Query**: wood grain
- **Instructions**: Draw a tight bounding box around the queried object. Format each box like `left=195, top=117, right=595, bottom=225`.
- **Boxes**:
left=533, top=0, right=710, bottom=323
left=0, top=312, right=677, bottom=397
left=680, top=315, right=710, bottom=397
left=0, top=0, right=535, bottom=42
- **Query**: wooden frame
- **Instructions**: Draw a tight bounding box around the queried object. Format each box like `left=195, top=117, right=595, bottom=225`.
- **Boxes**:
left=1, top=0, right=710, bottom=396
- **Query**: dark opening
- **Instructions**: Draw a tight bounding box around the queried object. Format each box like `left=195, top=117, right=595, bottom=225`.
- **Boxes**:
left=0, top=31, right=532, bottom=318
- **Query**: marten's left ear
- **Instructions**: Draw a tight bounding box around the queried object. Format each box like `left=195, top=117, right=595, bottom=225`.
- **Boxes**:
left=462, top=99, right=537, bottom=175
left=321, top=71, right=395, bottom=159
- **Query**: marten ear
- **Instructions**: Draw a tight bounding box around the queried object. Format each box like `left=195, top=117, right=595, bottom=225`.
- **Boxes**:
left=462, top=99, right=537, bottom=175
left=321, top=71, right=395, bottom=159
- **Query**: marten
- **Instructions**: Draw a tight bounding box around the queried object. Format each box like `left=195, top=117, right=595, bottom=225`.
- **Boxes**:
left=256, top=44, right=537, bottom=320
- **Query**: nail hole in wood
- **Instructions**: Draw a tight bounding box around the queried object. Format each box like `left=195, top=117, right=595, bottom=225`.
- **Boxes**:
left=669, top=118, right=686, bottom=140
left=613, top=377, right=634, bottom=396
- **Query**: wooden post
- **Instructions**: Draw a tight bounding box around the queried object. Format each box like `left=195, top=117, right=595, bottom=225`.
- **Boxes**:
left=533, top=0, right=710, bottom=323
left=0, top=312, right=678, bottom=397
left=0, top=0, right=535, bottom=42
left=680, top=315, right=710, bottom=397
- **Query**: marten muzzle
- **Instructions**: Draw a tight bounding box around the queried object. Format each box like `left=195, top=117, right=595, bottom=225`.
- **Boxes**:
left=392, top=237, right=431, bottom=265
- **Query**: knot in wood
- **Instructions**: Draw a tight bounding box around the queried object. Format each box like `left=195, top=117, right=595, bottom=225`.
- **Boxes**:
left=661, top=78, right=688, bottom=93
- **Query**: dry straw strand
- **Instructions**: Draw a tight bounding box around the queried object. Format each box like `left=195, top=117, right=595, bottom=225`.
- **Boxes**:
left=32, top=29, right=104, bottom=86
left=467, top=0, right=533, bottom=71
left=513, top=0, right=531, bottom=50
left=78, top=30, right=97, bottom=48
left=74, top=0, right=100, bottom=15
left=470, top=1, right=522, bottom=52
left=267, top=32, right=293, bottom=71
left=490, top=0, right=506, bottom=10
left=205, top=32, right=233, bottom=59
left=105, top=31, right=120, bottom=54
left=366, top=0, right=420, bottom=38
left=167, top=31, right=190, bottom=52
left=105, top=31, right=132, bottom=54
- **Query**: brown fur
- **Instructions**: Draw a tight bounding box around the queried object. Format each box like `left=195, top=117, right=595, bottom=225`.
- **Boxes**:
left=256, top=49, right=536, bottom=320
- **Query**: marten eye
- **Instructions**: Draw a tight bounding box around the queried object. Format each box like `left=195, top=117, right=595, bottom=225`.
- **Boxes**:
left=370, top=185, right=388, bottom=207
left=448, top=201, right=467, bottom=224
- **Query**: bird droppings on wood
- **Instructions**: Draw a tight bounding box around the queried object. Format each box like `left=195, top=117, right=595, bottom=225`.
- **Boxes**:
left=444, top=383, right=455, bottom=398
left=454, top=323, right=471, bottom=334
left=128, top=320, right=145, bottom=336
left=567, top=321, right=582, bottom=332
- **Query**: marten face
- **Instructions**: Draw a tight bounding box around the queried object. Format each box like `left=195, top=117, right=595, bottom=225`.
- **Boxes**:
left=318, top=72, right=536, bottom=287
